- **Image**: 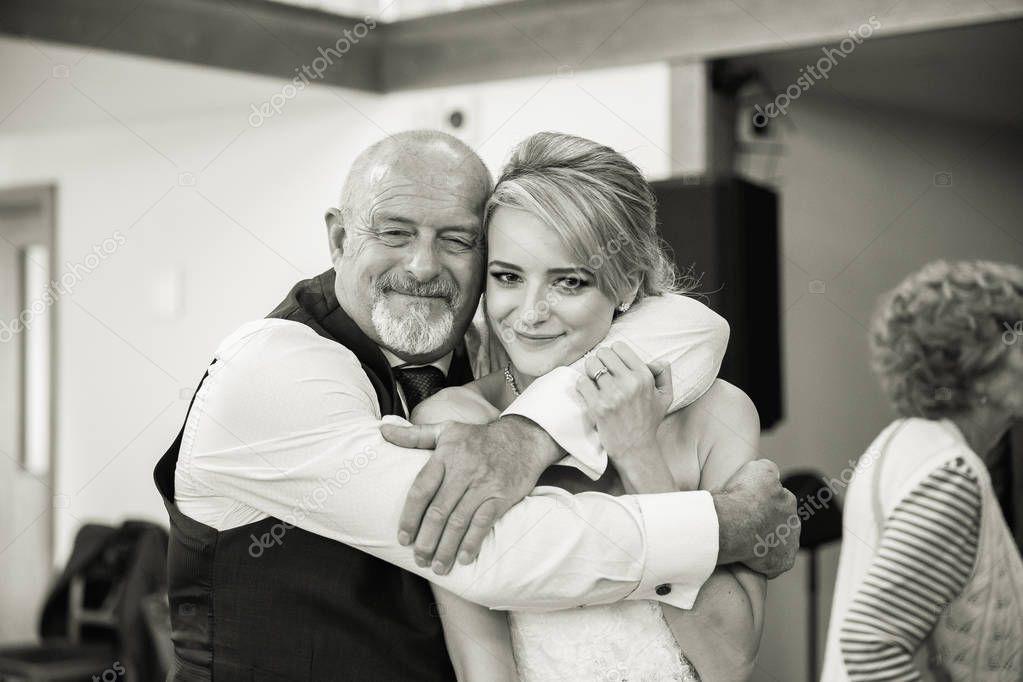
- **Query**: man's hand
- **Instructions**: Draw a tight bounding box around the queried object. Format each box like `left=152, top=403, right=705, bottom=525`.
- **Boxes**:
left=380, top=416, right=561, bottom=575
left=712, top=459, right=799, bottom=579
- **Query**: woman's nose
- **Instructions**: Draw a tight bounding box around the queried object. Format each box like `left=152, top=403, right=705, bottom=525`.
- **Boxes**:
left=519, top=284, right=551, bottom=326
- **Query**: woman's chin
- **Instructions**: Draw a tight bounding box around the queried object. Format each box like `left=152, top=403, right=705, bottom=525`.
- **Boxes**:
left=505, top=351, right=575, bottom=379
left=505, top=351, right=556, bottom=378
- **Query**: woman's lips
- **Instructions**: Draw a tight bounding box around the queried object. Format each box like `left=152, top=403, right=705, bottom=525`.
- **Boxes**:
left=512, top=330, right=564, bottom=346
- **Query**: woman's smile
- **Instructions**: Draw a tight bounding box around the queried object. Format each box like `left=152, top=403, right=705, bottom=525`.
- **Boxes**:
left=511, top=329, right=566, bottom=347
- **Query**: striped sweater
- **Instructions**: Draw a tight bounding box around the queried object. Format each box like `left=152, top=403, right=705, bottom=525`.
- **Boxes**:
left=839, top=457, right=981, bottom=681
left=823, top=418, right=1023, bottom=682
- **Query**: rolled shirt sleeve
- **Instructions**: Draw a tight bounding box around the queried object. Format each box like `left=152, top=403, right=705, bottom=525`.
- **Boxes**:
left=501, top=293, right=729, bottom=479
left=632, top=490, right=719, bottom=609
left=176, top=319, right=718, bottom=612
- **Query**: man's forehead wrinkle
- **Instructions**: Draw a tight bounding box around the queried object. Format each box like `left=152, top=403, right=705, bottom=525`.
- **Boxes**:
left=370, top=170, right=482, bottom=209
left=363, top=183, right=476, bottom=228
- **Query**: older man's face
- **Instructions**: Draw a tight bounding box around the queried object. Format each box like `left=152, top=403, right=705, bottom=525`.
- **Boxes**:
left=331, top=159, right=485, bottom=362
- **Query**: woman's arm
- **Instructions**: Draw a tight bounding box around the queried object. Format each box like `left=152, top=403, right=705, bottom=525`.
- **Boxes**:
left=577, top=348, right=766, bottom=681
left=661, top=381, right=766, bottom=682
left=838, top=458, right=980, bottom=681
left=412, top=386, right=519, bottom=682
left=433, top=587, right=518, bottom=682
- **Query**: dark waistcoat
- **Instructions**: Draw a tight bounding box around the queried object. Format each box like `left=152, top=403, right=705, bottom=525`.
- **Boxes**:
left=154, top=269, right=471, bottom=681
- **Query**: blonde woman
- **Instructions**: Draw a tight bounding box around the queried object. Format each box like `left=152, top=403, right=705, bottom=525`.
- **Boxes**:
left=822, top=260, right=1023, bottom=681
left=413, top=132, right=767, bottom=681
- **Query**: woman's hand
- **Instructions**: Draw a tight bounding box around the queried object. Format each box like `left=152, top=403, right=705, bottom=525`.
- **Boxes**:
left=576, top=341, right=673, bottom=457
left=575, top=342, right=676, bottom=494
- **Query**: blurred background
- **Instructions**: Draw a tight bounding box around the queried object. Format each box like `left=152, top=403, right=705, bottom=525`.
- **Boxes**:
left=0, top=0, right=1021, bottom=680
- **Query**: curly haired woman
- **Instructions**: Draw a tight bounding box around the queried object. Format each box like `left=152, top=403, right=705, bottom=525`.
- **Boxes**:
left=822, top=259, right=1023, bottom=681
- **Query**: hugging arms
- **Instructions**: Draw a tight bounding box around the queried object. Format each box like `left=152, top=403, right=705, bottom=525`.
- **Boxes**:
left=411, top=300, right=769, bottom=681
left=180, top=291, right=797, bottom=603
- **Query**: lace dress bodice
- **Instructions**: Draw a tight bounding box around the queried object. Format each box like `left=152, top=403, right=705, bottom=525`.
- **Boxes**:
left=509, top=600, right=701, bottom=681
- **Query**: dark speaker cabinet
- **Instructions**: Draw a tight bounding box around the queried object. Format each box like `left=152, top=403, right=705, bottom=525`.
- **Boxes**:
left=651, top=177, right=783, bottom=429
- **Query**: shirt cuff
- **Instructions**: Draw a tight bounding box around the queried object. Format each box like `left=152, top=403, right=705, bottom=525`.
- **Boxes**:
left=501, top=366, right=607, bottom=480
left=630, top=490, right=719, bottom=609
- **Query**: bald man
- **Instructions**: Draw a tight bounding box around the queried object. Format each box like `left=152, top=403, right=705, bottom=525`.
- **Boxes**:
left=153, top=130, right=798, bottom=681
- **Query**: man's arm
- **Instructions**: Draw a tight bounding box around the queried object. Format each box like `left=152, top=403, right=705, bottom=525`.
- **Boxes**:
left=501, top=293, right=728, bottom=479
left=182, top=319, right=717, bottom=610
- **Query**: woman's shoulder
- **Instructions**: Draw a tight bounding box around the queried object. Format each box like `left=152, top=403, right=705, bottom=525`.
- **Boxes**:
left=659, top=379, right=759, bottom=488
left=874, top=417, right=981, bottom=507
left=670, top=379, right=759, bottom=442
left=411, top=383, right=500, bottom=425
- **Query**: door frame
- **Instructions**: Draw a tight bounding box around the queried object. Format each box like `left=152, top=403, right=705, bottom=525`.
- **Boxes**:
left=0, top=183, right=58, bottom=572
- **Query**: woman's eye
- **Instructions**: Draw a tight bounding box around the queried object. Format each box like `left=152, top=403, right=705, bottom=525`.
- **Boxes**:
left=490, top=271, right=520, bottom=285
left=555, top=276, right=587, bottom=291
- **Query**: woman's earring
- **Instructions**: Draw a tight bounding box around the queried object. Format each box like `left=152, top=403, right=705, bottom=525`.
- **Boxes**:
left=617, top=301, right=632, bottom=313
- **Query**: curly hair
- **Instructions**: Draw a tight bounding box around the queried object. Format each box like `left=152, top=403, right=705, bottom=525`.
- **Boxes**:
left=484, top=131, right=689, bottom=306
left=869, top=259, right=1023, bottom=418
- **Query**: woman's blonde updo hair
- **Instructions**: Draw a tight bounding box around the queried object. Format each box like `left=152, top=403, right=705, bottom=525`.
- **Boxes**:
left=484, top=132, right=684, bottom=306
left=870, top=259, right=1023, bottom=418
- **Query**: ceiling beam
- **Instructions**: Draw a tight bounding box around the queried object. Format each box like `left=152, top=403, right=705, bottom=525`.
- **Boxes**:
left=0, top=0, right=383, bottom=91
left=381, top=0, right=1023, bottom=90
left=2, top=0, right=1021, bottom=93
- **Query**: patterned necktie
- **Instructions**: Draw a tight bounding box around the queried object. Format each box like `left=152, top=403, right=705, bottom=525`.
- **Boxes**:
left=394, top=365, right=447, bottom=411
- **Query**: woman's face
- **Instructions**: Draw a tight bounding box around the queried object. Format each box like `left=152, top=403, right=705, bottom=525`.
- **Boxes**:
left=986, top=342, right=1023, bottom=420
left=486, top=206, right=618, bottom=378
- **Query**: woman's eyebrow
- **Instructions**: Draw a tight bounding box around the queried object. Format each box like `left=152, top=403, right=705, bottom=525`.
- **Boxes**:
left=488, top=260, right=522, bottom=270
left=548, top=267, right=593, bottom=276
left=488, top=261, right=593, bottom=277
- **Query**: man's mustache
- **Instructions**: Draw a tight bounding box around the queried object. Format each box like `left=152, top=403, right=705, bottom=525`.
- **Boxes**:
left=375, top=274, right=460, bottom=306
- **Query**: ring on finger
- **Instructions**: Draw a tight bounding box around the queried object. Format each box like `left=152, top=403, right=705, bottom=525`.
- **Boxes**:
left=591, top=366, right=609, bottom=381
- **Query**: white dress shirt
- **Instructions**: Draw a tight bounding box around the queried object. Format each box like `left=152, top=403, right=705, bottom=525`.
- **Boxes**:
left=175, top=293, right=729, bottom=610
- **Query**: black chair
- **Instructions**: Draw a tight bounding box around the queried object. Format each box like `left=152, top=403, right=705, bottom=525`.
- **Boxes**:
left=782, top=470, right=843, bottom=682
left=0, top=521, right=169, bottom=681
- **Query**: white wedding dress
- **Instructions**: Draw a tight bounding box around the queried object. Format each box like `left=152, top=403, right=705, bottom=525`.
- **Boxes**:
left=509, top=601, right=701, bottom=682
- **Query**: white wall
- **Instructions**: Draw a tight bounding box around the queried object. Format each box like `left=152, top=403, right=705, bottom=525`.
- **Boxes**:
left=0, top=36, right=674, bottom=564
left=737, top=95, right=1023, bottom=682
left=0, top=105, right=380, bottom=566
left=384, top=62, right=675, bottom=178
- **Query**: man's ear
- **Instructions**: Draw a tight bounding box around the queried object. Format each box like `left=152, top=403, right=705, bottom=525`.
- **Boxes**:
left=325, top=208, right=346, bottom=268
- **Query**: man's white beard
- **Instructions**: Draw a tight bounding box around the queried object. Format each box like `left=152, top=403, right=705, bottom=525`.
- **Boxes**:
left=372, top=297, right=454, bottom=356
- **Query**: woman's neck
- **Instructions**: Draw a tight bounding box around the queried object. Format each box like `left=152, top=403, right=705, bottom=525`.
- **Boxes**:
left=500, top=364, right=538, bottom=409
left=946, top=408, right=1012, bottom=463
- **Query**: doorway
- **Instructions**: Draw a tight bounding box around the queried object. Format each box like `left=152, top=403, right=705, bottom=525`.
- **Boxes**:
left=0, top=185, right=56, bottom=643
